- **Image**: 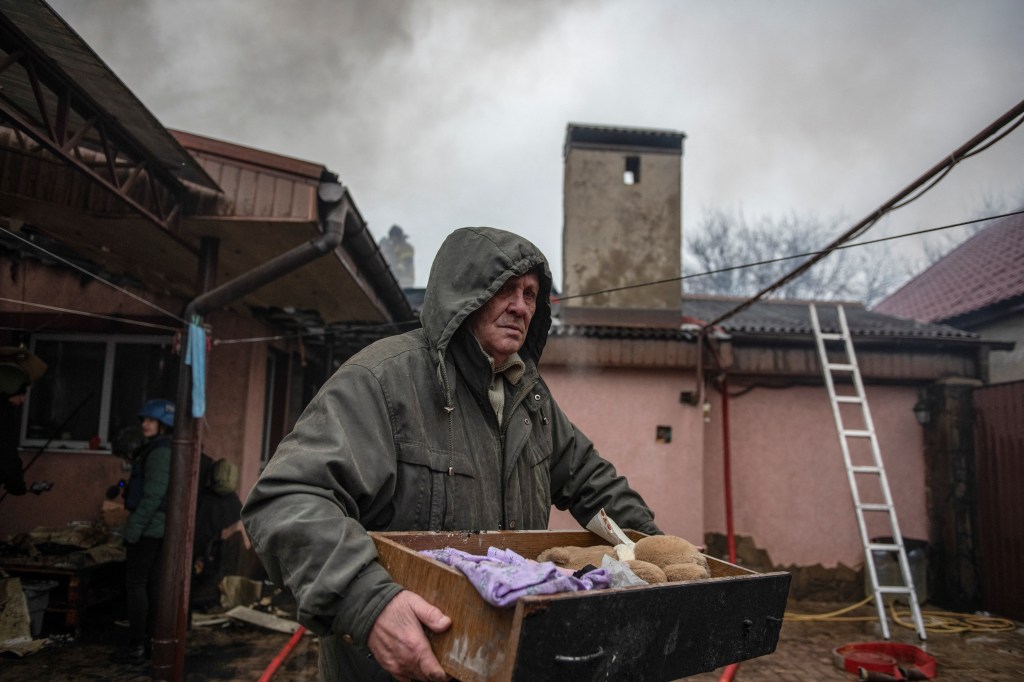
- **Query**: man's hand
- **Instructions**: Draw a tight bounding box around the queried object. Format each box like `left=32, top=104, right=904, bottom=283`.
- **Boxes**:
left=367, top=590, right=452, bottom=682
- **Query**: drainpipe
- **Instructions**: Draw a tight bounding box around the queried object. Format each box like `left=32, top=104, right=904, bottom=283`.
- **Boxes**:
left=152, top=182, right=350, bottom=681
left=718, top=374, right=739, bottom=682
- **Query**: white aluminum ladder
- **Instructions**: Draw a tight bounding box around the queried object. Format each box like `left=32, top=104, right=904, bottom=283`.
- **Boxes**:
left=809, top=303, right=927, bottom=640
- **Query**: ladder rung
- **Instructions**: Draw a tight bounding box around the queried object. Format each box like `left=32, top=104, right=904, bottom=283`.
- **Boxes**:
left=843, top=429, right=873, bottom=438
left=858, top=503, right=892, bottom=512
left=876, top=586, right=914, bottom=594
left=828, top=363, right=855, bottom=372
left=851, top=466, right=881, bottom=474
left=818, top=332, right=843, bottom=341
left=836, top=396, right=863, bottom=404
left=868, top=543, right=900, bottom=552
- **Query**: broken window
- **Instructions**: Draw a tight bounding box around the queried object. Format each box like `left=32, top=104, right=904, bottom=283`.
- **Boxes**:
left=624, top=156, right=641, bottom=185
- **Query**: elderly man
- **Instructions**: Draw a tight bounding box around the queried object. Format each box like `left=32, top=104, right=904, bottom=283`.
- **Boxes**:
left=242, top=227, right=660, bottom=681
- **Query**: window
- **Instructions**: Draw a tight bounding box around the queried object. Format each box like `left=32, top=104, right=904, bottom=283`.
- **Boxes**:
left=23, top=334, right=178, bottom=451
left=624, top=156, right=641, bottom=185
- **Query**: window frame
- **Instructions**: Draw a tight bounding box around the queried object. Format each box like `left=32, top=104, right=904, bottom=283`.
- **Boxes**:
left=23, top=332, right=175, bottom=452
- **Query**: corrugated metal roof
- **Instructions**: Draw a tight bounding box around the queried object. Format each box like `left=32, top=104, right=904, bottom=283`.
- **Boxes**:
left=681, top=295, right=977, bottom=340
left=874, top=211, right=1024, bottom=323
left=0, top=0, right=217, bottom=190
left=402, top=291, right=977, bottom=343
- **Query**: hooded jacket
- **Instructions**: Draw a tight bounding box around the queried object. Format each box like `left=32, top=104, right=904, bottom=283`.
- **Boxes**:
left=242, top=227, right=659, bottom=679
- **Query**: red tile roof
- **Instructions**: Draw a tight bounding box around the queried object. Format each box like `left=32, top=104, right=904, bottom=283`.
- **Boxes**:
left=873, top=211, right=1024, bottom=323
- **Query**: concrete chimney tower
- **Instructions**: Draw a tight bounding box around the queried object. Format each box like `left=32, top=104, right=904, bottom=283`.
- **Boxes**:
left=562, top=124, right=686, bottom=310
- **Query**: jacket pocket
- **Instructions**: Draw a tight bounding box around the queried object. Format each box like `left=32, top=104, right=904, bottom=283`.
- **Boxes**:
left=513, top=394, right=553, bottom=527
left=393, top=443, right=474, bottom=531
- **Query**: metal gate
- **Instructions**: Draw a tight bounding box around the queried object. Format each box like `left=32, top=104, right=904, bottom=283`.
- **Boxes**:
left=974, top=380, right=1024, bottom=621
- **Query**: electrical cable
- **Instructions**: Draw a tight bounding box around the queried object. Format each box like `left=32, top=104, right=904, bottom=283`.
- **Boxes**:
left=211, top=319, right=420, bottom=346
left=0, top=223, right=187, bottom=324
left=3, top=206, right=1017, bottom=345
left=784, top=597, right=1017, bottom=634
left=0, top=296, right=178, bottom=329
left=890, top=113, right=1023, bottom=212
left=196, top=207, right=1024, bottom=346
left=555, top=208, right=1024, bottom=303
left=701, top=98, right=1024, bottom=329
left=4, top=204, right=1021, bottom=345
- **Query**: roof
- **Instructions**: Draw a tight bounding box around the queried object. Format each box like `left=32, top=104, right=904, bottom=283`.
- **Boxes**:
left=681, top=295, right=977, bottom=340
left=552, top=306, right=697, bottom=341
left=549, top=296, right=977, bottom=342
left=873, top=211, right=1024, bottom=324
left=0, top=0, right=216, bottom=190
left=564, top=123, right=686, bottom=155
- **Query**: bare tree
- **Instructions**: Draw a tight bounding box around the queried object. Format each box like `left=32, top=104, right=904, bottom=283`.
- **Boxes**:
left=683, top=208, right=905, bottom=306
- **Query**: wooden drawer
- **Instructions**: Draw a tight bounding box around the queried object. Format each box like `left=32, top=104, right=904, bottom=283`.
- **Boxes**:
left=370, top=530, right=790, bottom=681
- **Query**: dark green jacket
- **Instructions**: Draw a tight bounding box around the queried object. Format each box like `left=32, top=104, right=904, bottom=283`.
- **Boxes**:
left=123, top=435, right=171, bottom=543
left=242, top=227, right=659, bottom=679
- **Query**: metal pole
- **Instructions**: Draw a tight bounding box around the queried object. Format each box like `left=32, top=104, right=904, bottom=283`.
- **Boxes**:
left=152, top=184, right=348, bottom=680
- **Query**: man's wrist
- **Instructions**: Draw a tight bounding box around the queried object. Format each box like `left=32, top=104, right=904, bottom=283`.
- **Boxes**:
left=331, top=562, right=403, bottom=645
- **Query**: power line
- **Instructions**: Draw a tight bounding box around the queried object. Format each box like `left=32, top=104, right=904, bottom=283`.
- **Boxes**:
left=557, top=208, right=1023, bottom=303
left=5, top=206, right=1019, bottom=344
left=5, top=97, right=1022, bottom=344
left=213, top=319, right=420, bottom=346
left=0, top=224, right=187, bottom=324
left=0, top=296, right=179, bottom=331
left=702, top=98, right=1024, bottom=329
left=8, top=206, right=1014, bottom=344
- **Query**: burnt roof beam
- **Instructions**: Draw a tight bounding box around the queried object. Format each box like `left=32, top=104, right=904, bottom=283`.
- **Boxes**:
left=0, top=21, right=198, bottom=255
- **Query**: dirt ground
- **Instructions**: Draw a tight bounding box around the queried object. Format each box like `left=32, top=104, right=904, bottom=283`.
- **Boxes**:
left=1, top=600, right=1022, bottom=680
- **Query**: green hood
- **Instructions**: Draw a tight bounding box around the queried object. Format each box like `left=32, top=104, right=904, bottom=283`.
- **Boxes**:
left=420, top=227, right=553, bottom=365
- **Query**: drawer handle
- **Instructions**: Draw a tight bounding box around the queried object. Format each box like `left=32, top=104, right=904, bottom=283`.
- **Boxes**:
left=554, top=646, right=605, bottom=664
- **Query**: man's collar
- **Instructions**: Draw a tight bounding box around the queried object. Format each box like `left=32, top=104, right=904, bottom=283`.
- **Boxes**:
left=493, top=352, right=526, bottom=386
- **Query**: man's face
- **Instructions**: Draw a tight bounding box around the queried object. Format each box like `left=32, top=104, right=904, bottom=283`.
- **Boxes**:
left=467, top=272, right=540, bottom=366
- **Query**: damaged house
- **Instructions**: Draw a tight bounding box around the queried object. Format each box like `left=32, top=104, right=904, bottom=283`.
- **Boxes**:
left=543, top=123, right=1016, bottom=617
left=0, top=1, right=413, bottom=655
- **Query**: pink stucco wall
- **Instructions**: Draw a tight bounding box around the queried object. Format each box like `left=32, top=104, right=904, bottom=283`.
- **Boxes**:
left=542, top=366, right=706, bottom=543
left=200, top=311, right=270, bottom=504
left=540, top=360, right=928, bottom=571
left=702, top=383, right=928, bottom=569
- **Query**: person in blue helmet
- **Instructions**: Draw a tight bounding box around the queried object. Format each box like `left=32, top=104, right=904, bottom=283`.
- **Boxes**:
left=112, top=398, right=174, bottom=665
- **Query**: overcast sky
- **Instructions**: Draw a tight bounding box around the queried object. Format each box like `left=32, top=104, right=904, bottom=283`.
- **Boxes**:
left=47, top=0, right=1024, bottom=291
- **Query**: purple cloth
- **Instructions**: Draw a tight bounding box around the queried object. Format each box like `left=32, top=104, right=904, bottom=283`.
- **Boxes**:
left=420, top=546, right=612, bottom=607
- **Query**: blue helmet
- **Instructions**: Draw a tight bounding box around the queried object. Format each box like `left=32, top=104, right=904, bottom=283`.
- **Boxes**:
left=138, top=399, right=175, bottom=428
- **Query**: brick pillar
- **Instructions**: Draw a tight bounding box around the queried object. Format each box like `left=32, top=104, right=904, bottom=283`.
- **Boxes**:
left=922, top=379, right=982, bottom=611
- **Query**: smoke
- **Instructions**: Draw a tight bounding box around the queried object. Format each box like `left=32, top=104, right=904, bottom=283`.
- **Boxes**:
left=48, top=0, right=1024, bottom=288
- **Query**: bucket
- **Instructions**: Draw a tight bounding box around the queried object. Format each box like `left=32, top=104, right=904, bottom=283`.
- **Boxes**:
left=866, top=537, right=928, bottom=605
left=21, top=579, right=59, bottom=637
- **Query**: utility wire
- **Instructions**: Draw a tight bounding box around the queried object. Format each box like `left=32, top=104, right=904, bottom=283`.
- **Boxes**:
left=213, top=319, right=421, bottom=346
left=0, top=296, right=178, bottom=331
left=190, top=207, right=1024, bottom=345
left=4, top=206, right=1018, bottom=345
left=702, top=99, right=1024, bottom=329
left=557, top=208, right=1024, bottom=303
left=0, top=224, right=187, bottom=324
left=3, top=104, right=1022, bottom=342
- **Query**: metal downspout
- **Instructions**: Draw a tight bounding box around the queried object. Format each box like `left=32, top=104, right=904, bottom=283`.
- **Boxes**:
left=718, top=375, right=740, bottom=682
left=152, top=182, right=350, bottom=681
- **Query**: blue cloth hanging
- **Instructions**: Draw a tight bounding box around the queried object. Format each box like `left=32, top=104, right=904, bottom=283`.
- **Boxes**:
left=185, top=319, right=206, bottom=418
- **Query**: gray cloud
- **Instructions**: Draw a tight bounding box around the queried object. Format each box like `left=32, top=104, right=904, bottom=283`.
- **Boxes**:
left=50, top=0, right=1024, bottom=289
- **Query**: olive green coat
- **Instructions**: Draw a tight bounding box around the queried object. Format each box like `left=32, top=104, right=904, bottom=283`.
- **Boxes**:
left=242, top=227, right=659, bottom=679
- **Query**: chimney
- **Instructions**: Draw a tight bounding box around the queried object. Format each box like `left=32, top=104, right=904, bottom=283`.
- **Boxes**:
left=562, top=123, right=686, bottom=310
